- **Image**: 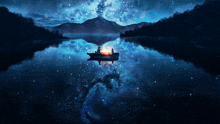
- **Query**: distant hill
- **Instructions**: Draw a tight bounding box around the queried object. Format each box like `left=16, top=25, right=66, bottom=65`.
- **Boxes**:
left=54, top=16, right=148, bottom=33
left=0, top=6, right=64, bottom=44
left=120, top=0, right=220, bottom=40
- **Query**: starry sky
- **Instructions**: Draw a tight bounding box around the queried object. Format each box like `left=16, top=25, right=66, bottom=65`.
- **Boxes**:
left=0, top=0, right=204, bottom=26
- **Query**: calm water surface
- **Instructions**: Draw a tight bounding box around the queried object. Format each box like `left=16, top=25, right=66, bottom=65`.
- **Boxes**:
left=1, top=36, right=220, bottom=123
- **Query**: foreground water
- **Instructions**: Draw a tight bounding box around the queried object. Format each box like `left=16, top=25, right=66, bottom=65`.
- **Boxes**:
left=1, top=37, right=220, bottom=123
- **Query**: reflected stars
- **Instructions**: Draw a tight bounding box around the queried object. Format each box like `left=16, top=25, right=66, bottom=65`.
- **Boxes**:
left=1, top=36, right=219, bottom=124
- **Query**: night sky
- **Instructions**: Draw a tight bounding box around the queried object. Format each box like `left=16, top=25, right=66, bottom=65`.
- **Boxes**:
left=0, top=0, right=204, bottom=26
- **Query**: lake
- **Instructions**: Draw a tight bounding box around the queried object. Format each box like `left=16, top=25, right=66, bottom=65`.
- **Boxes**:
left=1, top=34, right=220, bottom=123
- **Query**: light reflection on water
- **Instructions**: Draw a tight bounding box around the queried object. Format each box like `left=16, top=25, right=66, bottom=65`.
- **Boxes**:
left=1, top=37, right=220, bottom=123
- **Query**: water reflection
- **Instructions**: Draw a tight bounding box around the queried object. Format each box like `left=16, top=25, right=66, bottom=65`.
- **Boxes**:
left=87, top=58, right=118, bottom=65
left=63, top=33, right=119, bottom=45
left=1, top=36, right=220, bottom=124
left=122, top=36, right=220, bottom=75
left=0, top=39, right=65, bottom=72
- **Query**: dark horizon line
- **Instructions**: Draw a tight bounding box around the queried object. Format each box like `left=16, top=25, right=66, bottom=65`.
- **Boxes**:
left=48, top=16, right=150, bottom=28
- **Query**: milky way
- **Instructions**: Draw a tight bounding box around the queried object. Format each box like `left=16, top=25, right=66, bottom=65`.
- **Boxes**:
left=0, top=0, right=204, bottom=26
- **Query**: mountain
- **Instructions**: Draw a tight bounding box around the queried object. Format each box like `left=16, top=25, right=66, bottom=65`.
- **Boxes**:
left=120, top=0, right=220, bottom=40
left=0, top=7, right=64, bottom=44
left=34, top=22, right=55, bottom=32
left=54, top=16, right=148, bottom=33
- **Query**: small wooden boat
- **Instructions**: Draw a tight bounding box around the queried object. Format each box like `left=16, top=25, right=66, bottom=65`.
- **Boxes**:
left=87, top=47, right=119, bottom=64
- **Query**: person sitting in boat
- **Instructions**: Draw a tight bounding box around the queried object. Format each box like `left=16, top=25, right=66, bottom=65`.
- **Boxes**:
left=97, top=47, right=101, bottom=54
left=112, top=48, right=114, bottom=54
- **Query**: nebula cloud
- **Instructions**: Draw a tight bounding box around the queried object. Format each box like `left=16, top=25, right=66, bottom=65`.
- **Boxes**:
left=0, top=0, right=204, bottom=26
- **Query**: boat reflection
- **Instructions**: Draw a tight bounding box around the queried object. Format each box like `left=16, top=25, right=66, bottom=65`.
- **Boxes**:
left=87, top=58, right=119, bottom=65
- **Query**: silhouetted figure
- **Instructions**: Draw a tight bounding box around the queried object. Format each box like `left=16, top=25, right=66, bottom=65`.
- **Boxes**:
left=87, top=47, right=119, bottom=65
left=97, top=47, right=101, bottom=54
left=112, top=48, right=114, bottom=54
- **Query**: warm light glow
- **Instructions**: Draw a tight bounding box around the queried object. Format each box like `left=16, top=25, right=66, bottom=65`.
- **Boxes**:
left=101, top=46, right=111, bottom=52
left=101, top=46, right=113, bottom=55
left=101, top=52, right=112, bottom=55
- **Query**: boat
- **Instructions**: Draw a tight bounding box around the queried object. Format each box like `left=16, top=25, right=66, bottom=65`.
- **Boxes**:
left=87, top=47, right=119, bottom=64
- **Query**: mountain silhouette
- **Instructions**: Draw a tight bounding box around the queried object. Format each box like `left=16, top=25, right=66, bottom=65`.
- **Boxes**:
left=0, top=7, right=64, bottom=44
left=120, top=0, right=220, bottom=41
left=54, top=16, right=148, bottom=33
